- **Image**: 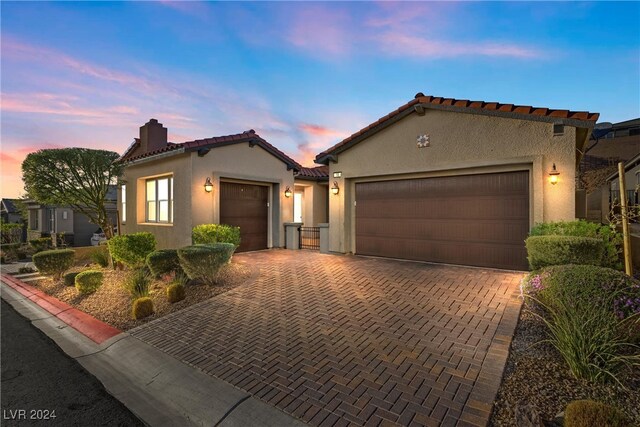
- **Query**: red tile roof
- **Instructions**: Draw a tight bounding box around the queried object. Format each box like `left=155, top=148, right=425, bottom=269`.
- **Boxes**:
left=296, top=165, right=329, bottom=180
left=315, top=92, right=600, bottom=163
left=118, top=130, right=301, bottom=171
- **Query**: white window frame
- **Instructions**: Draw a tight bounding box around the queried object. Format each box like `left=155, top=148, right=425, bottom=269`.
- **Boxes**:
left=145, top=176, right=173, bottom=224
left=121, top=184, right=127, bottom=224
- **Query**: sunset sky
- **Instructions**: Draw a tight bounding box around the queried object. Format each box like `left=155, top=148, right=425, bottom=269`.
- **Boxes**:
left=1, top=1, right=639, bottom=198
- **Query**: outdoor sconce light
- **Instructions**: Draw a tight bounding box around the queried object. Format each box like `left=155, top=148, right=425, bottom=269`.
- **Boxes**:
left=331, top=181, right=340, bottom=195
left=284, top=186, right=292, bottom=198
left=204, top=177, right=213, bottom=193
left=549, top=163, right=560, bottom=185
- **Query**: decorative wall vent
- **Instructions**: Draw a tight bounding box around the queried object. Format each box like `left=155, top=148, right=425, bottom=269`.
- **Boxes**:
left=417, top=134, right=430, bottom=148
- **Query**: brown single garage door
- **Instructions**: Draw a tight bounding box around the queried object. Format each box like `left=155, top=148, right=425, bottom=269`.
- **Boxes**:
left=355, top=171, right=530, bottom=270
left=220, top=182, right=268, bottom=252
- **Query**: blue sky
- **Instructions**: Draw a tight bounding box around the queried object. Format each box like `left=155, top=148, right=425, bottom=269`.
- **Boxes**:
left=1, top=1, right=639, bottom=197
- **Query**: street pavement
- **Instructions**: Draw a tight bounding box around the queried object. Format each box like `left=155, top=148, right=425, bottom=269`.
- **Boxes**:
left=1, top=300, right=144, bottom=427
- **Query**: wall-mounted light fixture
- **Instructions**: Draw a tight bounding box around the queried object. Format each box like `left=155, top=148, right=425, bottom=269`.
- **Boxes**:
left=204, top=177, right=213, bottom=192
left=549, top=163, right=560, bottom=185
left=331, top=181, right=340, bottom=195
left=284, top=186, right=292, bottom=198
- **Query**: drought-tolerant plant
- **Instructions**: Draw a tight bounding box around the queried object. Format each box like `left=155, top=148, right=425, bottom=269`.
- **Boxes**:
left=1, top=222, right=22, bottom=244
left=146, top=249, right=182, bottom=278
left=564, top=400, right=629, bottom=427
left=177, top=243, right=235, bottom=285
left=90, top=246, right=110, bottom=268
left=32, top=249, right=75, bottom=279
left=1, top=243, right=21, bottom=262
left=132, top=297, right=154, bottom=319
left=529, top=220, right=622, bottom=270
left=64, top=271, right=80, bottom=286
left=123, top=268, right=152, bottom=299
left=107, top=232, right=156, bottom=268
left=166, top=283, right=186, bottom=303
left=75, top=270, right=103, bottom=294
left=192, top=224, right=241, bottom=248
left=18, top=266, right=35, bottom=274
left=525, top=235, right=605, bottom=269
left=29, top=237, right=52, bottom=253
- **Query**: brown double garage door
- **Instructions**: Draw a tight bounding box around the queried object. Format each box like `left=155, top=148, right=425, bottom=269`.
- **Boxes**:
left=220, top=182, right=268, bottom=252
left=355, top=171, right=530, bottom=270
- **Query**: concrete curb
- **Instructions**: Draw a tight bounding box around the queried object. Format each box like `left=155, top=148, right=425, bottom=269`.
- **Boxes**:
left=1, top=273, right=121, bottom=343
left=1, top=278, right=306, bottom=427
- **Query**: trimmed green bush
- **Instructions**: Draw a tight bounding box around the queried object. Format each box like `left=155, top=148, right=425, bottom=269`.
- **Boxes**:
left=90, top=246, right=110, bottom=268
left=64, top=271, right=80, bottom=286
left=146, top=249, right=182, bottom=278
left=107, top=232, right=156, bottom=268
left=166, top=283, right=186, bottom=303
left=564, top=400, right=629, bottom=427
left=525, top=235, right=605, bottom=270
left=74, top=270, right=103, bottom=294
left=123, top=268, right=152, bottom=299
left=29, top=237, right=51, bottom=253
left=177, top=243, right=235, bottom=285
left=18, top=266, right=35, bottom=274
left=132, top=297, right=154, bottom=319
left=32, top=249, right=75, bottom=279
left=192, top=224, right=241, bottom=248
left=529, top=220, right=622, bottom=269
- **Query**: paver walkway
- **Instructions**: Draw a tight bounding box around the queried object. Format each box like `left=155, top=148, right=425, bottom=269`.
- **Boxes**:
left=131, top=250, right=524, bottom=427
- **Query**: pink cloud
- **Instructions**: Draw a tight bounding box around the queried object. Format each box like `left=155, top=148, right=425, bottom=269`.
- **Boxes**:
left=157, top=1, right=212, bottom=18
left=286, top=6, right=353, bottom=56
left=299, top=123, right=348, bottom=138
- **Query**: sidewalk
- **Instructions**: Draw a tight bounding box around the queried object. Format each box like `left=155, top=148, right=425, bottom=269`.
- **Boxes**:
left=1, top=276, right=306, bottom=427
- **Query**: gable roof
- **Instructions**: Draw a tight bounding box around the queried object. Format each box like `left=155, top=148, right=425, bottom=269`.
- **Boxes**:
left=606, top=152, right=640, bottom=181
left=316, top=92, right=600, bottom=164
left=117, top=130, right=301, bottom=171
left=1, top=198, right=19, bottom=214
left=295, top=165, right=329, bottom=181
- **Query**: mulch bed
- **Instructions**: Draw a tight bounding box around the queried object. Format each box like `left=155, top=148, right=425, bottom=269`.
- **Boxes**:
left=27, top=259, right=255, bottom=331
left=490, top=303, right=640, bottom=426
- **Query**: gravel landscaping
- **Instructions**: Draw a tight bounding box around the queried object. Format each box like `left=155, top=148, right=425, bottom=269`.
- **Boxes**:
left=490, top=303, right=640, bottom=426
left=23, top=259, right=254, bottom=331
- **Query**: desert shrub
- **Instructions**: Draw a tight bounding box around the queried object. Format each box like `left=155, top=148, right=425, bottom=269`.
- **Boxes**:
left=18, top=266, right=35, bottom=274
left=525, top=235, right=605, bottom=270
left=564, top=400, right=629, bottom=427
left=29, top=237, right=52, bottom=253
left=177, top=243, right=235, bottom=285
left=192, top=224, right=241, bottom=248
left=32, top=249, right=75, bottom=279
left=529, top=220, right=622, bottom=269
left=132, top=297, right=154, bottom=319
left=524, top=265, right=640, bottom=384
left=146, top=249, right=182, bottom=278
left=64, top=271, right=80, bottom=286
left=90, top=246, right=110, bottom=268
left=107, top=232, right=156, bottom=268
left=166, top=283, right=186, bottom=303
left=123, top=268, right=152, bottom=299
left=74, top=270, right=103, bottom=294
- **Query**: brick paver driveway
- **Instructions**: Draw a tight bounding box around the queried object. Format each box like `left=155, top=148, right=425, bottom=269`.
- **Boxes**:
left=131, top=250, right=523, bottom=426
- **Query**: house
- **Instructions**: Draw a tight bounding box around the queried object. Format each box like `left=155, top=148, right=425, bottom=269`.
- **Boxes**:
left=24, top=188, right=118, bottom=247
left=292, top=166, right=329, bottom=225
left=580, top=118, right=640, bottom=222
left=607, top=152, right=640, bottom=211
left=1, top=198, right=23, bottom=225
left=314, top=92, right=599, bottom=270
left=117, top=119, right=304, bottom=251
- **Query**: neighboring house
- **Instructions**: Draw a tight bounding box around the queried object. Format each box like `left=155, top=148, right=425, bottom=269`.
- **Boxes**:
left=314, top=92, right=599, bottom=270
left=580, top=118, right=640, bottom=222
left=117, top=119, right=301, bottom=251
left=24, top=187, right=118, bottom=247
left=607, top=152, right=640, bottom=214
left=1, top=198, right=23, bottom=224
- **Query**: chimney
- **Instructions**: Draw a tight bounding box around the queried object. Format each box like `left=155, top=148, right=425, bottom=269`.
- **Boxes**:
left=139, top=119, right=168, bottom=153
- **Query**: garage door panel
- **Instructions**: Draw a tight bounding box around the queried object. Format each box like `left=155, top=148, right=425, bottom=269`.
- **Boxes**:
left=355, top=171, right=529, bottom=270
left=220, top=182, right=268, bottom=252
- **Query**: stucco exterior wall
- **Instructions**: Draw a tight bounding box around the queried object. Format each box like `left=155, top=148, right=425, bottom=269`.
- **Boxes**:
left=120, top=143, right=294, bottom=249
left=327, top=109, right=578, bottom=254
left=294, top=180, right=329, bottom=226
